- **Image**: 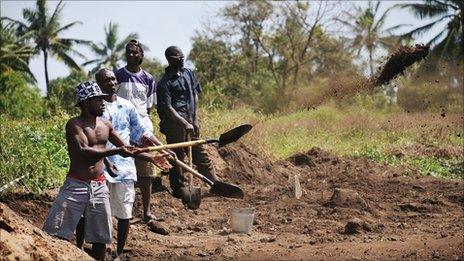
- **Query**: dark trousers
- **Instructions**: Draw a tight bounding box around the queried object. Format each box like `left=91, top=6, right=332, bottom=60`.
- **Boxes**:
left=163, top=125, right=217, bottom=192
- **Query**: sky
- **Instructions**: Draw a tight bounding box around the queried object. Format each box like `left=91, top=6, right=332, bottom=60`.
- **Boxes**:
left=2, top=1, right=441, bottom=95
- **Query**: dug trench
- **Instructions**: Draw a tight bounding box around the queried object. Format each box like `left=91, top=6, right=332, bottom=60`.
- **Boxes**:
left=1, top=142, right=463, bottom=260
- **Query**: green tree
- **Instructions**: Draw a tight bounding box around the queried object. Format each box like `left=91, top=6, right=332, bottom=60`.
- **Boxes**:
left=47, top=69, right=89, bottom=115
left=397, top=0, right=463, bottom=62
left=190, top=1, right=356, bottom=112
left=2, top=0, right=90, bottom=97
left=0, top=21, right=35, bottom=82
left=83, top=22, right=138, bottom=73
left=337, top=1, right=410, bottom=75
left=142, top=57, right=165, bottom=80
left=0, top=71, right=45, bottom=119
left=189, top=35, right=246, bottom=108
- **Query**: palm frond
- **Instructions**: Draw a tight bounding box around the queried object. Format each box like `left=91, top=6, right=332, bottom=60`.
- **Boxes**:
left=48, top=0, right=64, bottom=28
left=22, top=8, right=36, bottom=23
left=373, top=5, right=395, bottom=32
left=90, top=43, right=107, bottom=56
left=401, top=15, right=452, bottom=38
left=115, top=33, right=140, bottom=51
left=433, top=0, right=458, bottom=11
left=36, top=0, right=47, bottom=29
left=431, top=28, right=456, bottom=60
left=373, top=1, right=381, bottom=16
left=58, top=37, right=92, bottom=45
left=334, top=18, right=358, bottom=31
left=0, top=17, right=28, bottom=30
left=51, top=40, right=87, bottom=60
left=426, top=29, right=446, bottom=46
left=105, top=22, right=119, bottom=51
left=82, top=58, right=102, bottom=66
left=54, top=21, right=82, bottom=35
left=383, top=23, right=412, bottom=34
left=53, top=48, right=81, bottom=70
left=396, top=2, right=449, bottom=19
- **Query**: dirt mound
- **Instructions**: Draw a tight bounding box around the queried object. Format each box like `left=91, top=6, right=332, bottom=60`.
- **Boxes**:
left=1, top=192, right=54, bottom=228
left=216, top=143, right=287, bottom=185
left=0, top=201, right=90, bottom=260
left=1, top=143, right=463, bottom=260
left=327, top=188, right=369, bottom=210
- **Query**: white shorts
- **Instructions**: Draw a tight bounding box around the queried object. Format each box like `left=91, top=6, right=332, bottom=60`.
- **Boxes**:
left=108, top=180, right=135, bottom=219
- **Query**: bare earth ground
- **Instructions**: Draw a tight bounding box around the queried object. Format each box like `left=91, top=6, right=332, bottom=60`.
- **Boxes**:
left=1, top=143, right=463, bottom=260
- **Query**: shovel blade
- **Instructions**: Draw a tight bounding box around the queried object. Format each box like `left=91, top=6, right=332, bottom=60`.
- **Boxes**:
left=180, top=186, right=201, bottom=209
left=218, top=124, right=253, bottom=147
left=210, top=181, right=244, bottom=199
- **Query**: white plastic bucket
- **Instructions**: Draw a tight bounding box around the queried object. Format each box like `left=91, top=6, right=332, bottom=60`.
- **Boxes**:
left=230, top=208, right=255, bottom=234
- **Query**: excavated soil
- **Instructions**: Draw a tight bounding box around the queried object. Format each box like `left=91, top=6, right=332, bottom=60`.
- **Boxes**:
left=0, top=195, right=90, bottom=260
left=372, top=44, right=429, bottom=87
left=1, top=143, right=463, bottom=260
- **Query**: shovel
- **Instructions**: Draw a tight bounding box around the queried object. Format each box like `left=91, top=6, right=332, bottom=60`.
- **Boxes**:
left=139, top=124, right=253, bottom=153
left=180, top=134, right=202, bottom=209
left=174, top=158, right=244, bottom=199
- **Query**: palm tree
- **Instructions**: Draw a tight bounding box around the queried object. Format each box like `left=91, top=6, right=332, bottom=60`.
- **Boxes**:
left=0, top=22, right=36, bottom=82
left=337, top=1, right=410, bottom=75
left=82, top=22, right=138, bottom=73
left=2, top=0, right=90, bottom=97
left=396, top=0, right=463, bottom=62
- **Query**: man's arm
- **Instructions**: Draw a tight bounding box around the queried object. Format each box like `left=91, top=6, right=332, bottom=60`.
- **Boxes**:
left=66, top=120, right=133, bottom=159
left=104, top=157, right=119, bottom=177
left=166, top=106, right=194, bottom=134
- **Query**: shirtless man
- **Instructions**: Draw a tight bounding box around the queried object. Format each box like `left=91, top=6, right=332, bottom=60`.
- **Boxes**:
left=42, top=81, right=169, bottom=260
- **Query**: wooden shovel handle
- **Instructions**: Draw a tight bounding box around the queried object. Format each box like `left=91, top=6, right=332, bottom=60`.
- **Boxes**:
left=187, top=134, right=193, bottom=186
left=139, top=139, right=209, bottom=153
left=174, top=158, right=214, bottom=186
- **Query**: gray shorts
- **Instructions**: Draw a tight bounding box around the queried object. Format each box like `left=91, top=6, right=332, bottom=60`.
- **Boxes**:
left=43, top=177, right=112, bottom=244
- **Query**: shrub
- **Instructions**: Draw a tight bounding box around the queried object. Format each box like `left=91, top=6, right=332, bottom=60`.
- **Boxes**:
left=47, top=70, right=90, bottom=115
left=0, top=71, right=45, bottom=119
left=397, top=63, right=463, bottom=113
left=0, top=114, right=69, bottom=193
left=397, top=81, right=462, bottom=112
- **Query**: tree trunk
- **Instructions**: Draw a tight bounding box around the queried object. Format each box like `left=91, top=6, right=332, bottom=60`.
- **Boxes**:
left=293, top=63, right=299, bottom=85
left=43, top=49, right=50, bottom=98
left=368, top=47, right=374, bottom=76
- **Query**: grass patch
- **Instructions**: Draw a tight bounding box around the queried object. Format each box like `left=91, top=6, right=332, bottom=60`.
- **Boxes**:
left=1, top=105, right=462, bottom=193
left=351, top=145, right=462, bottom=178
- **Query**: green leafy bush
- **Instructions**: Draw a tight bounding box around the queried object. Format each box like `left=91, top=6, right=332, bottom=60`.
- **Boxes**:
left=47, top=70, right=90, bottom=115
left=0, top=114, right=69, bottom=193
left=0, top=71, right=45, bottom=119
